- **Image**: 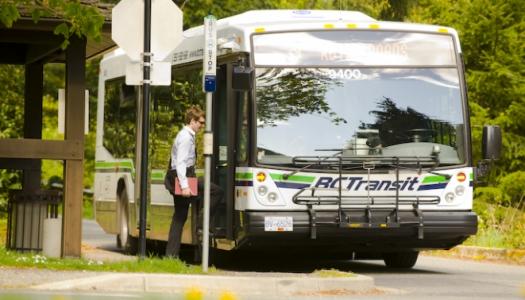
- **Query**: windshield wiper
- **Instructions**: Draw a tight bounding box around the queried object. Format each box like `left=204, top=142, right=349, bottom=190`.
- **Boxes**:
left=282, top=149, right=342, bottom=180
left=282, top=146, right=451, bottom=179
left=426, top=145, right=452, bottom=179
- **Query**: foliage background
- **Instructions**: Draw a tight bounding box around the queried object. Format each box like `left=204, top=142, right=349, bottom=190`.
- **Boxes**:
left=0, top=0, right=523, bottom=246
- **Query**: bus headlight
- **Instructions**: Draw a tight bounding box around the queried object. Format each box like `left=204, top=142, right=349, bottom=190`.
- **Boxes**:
left=455, top=185, right=465, bottom=196
left=267, top=192, right=278, bottom=203
left=445, top=192, right=455, bottom=203
left=257, top=185, right=268, bottom=196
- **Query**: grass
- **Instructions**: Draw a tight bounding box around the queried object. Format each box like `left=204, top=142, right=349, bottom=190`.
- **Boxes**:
left=0, top=216, right=210, bottom=274
left=466, top=198, right=525, bottom=249
left=313, top=268, right=355, bottom=278
left=0, top=247, right=209, bottom=274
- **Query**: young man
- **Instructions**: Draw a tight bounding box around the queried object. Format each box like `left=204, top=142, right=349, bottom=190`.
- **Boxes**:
left=165, top=105, right=222, bottom=258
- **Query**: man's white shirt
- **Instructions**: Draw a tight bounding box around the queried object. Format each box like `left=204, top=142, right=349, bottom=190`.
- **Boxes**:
left=170, top=126, right=195, bottom=189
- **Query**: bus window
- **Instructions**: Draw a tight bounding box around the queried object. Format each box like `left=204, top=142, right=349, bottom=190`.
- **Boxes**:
left=149, top=65, right=204, bottom=170
left=103, top=78, right=137, bottom=158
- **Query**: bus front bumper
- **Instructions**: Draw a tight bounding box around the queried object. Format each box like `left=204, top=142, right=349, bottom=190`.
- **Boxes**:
left=239, top=210, right=477, bottom=251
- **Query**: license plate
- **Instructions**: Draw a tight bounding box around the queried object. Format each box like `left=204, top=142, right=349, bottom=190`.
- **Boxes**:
left=264, top=216, right=293, bottom=232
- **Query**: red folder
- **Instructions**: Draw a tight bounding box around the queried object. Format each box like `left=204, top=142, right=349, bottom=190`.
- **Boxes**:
left=174, top=177, right=198, bottom=196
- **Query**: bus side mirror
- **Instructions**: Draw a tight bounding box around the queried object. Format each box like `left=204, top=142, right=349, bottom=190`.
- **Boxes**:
left=232, top=66, right=253, bottom=91
left=476, top=125, right=502, bottom=181
left=482, top=125, right=502, bottom=160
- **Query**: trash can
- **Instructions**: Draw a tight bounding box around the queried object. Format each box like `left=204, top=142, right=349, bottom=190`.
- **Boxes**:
left=6, top=190, right=62, bottom=252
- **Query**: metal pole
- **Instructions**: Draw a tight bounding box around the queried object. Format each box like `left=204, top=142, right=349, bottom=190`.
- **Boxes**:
left=138, top=0, right=152, bottom=260
left=202, top=92, right=212, bottom=272
left=201, top=14, right=216, bottom=273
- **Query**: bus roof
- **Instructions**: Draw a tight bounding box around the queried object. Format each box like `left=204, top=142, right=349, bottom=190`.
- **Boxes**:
left=102, top=10, right=461, bottom=74
left=185, top=10, right=376, bottom=37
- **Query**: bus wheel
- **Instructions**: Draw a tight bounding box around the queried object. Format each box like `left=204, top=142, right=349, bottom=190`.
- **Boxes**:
left=117, top=188, right=138, bottom=254
left=383, top=251, right=419, bottom=269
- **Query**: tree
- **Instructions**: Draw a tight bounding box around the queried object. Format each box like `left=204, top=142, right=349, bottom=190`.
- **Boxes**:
left=0, top=0, right=105, bottom=48
left=256, top=68, right=344, bottom=127
left=406, top=0, right=525, bottom=205
left=360, top=97, right=455, bottom=148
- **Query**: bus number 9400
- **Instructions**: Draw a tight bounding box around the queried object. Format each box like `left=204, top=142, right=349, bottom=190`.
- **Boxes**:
left=326, top=69, right=366, bottom=80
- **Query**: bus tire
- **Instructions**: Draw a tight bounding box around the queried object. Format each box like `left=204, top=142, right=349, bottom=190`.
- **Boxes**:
left=383, top=251, right=419, bottom=269
left=117, top=187, right=137, bottom=254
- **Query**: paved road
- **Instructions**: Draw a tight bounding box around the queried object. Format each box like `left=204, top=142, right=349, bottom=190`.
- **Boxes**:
left=344, top=256, right=524, bottom=299
left=82, top=219, right=525, bottom=299
left=82, top=219, right=119, bottom=251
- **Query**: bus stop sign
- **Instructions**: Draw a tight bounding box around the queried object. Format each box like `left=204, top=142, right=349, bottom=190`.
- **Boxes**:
left=112, top=0, right=183, bottom=62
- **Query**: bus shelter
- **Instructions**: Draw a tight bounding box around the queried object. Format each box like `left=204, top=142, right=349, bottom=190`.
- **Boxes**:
left=0, top=3, right=114, bottom=257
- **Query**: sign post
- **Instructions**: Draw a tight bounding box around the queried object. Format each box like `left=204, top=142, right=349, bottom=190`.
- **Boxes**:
left=202, top=15, right=217, bottom=273
left=137, top=0, right=152, bottom=261
left=112, top=0, right=183, bottom=260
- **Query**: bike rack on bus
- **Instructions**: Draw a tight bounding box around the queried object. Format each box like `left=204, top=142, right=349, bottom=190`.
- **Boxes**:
left=290, top=154, right=441, bottom=240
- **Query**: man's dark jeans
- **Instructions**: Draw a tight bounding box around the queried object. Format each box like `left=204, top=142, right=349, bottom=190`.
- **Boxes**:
left=165, top=178, right=223, bottom=258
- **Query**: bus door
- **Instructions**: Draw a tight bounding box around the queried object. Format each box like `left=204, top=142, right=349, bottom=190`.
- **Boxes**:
left=213, top=62, right=235, bottom=239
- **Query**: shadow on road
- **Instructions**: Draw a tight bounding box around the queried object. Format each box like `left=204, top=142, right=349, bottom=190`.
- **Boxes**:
left=189, top=249, right=445, bottom=275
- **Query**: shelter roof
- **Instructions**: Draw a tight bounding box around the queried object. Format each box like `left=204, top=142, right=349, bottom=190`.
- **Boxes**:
left=0, top=0, right=115, bottom=64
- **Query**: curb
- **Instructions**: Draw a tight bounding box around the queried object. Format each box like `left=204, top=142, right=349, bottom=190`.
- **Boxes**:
left=426, top=245, right=525, bottom=265
left=31, top=272, right=375, bottom=296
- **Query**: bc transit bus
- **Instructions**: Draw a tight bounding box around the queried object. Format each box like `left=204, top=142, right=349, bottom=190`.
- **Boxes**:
left=94, top=10, right=501, bottom=268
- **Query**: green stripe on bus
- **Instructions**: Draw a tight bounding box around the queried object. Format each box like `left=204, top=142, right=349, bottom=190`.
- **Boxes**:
left=151, top=171, right=165, bottom=180
left=95, top=168, right=133, bottom=173
left=422, top=175, right=449, bottom=184
left=270, top=173, right=315, bottom=183
left=94, top=161, right=115, bottom=168
left=236, top=172, right=253, bottom=180
left=95, top=161, right=134, bottom=169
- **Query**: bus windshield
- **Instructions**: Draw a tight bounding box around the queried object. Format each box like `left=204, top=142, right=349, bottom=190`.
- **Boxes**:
left=253, top=31, right=465, bottom=167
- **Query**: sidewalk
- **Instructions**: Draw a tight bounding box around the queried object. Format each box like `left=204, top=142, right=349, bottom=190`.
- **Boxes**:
left=29, top=271, right=376, bottom=298
left=81, top=243, right=135, bottom=263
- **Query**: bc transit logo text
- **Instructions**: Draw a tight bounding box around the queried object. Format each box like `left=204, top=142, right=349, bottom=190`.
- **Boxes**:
left=315, top=176, right=419, bottom=191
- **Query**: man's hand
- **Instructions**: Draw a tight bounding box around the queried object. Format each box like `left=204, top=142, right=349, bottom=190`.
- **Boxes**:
left=182, top=188, right=192, bottom=197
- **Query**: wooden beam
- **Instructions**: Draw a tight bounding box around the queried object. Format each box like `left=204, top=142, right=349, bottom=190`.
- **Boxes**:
left=62, top=36, right=86, bottom=258
left=0, top=139, right=83, bottom=160
left=62, top=160, right=83, bottom=257
left=26, top=44, right=62, bottom=65
left=24, top=62, right=43, bottom=139
left=0, top=43, right=26, bottom=64
left=0, top=29, right=62, bottom=44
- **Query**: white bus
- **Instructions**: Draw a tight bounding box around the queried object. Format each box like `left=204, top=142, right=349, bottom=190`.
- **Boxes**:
left=94, top=10, right=500, bottom=268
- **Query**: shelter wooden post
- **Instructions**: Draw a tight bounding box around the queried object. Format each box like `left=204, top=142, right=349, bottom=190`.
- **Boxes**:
left=23, top=62, right=43, bottom=192
left=62, top=36, right=86, bottom=257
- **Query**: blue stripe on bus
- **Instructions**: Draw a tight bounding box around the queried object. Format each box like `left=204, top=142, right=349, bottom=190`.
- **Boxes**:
left=417, top=183, right=448, bottom=191
left=275, top=182, right=311, bottom=189
left=235, top=180, right=253, bottom=187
